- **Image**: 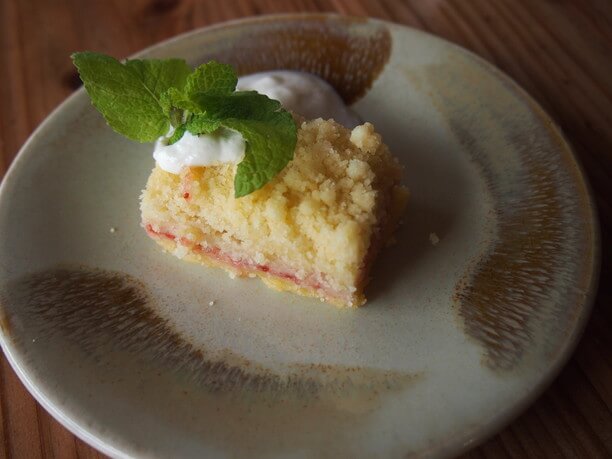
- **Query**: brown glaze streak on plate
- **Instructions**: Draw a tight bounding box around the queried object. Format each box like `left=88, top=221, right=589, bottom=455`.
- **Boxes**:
left=3, top=267, right=420, bottom=398
left=419, top=53, right=597, bottom=371
left=1, top=266, right=422, bottom=455
left=200, top=16, right=391, bottom=105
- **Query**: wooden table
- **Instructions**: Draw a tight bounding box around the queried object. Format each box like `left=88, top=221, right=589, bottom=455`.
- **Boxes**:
left=1, top=1, right=610, bottom=457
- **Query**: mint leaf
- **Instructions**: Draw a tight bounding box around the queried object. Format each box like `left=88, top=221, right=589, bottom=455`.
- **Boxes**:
left=189, top=91, right=282, bottom=119
left=159, top=87, right=201, bottom=118
left=225, top=114, right=296, bottom=197
left=185, top=62, right=237, bottom=96
left=72, top=52, right=189, bottom=142
left=125, top=58, right=191, bottom=100
left=186, top=116, right=221, bottom=135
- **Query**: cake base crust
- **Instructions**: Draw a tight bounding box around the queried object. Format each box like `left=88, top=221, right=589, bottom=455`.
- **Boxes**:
left=146, top=226, right=365, bottom=307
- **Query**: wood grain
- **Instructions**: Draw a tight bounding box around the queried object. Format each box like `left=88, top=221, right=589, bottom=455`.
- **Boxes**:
left=0, top=0, right=610, bottom=457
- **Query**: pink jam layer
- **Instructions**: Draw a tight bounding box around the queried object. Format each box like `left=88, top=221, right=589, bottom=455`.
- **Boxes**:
left=145, top=224, right=352, bottom=303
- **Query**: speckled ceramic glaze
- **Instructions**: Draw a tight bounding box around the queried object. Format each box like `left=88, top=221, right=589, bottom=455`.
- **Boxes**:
left=0, top=14, right=599, bottom=459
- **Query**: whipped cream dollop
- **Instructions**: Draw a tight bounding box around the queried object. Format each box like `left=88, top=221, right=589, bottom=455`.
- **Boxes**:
left=236, top=70, right=361, bottom=128
left=153, top=127, right=245, bottom=174
left=154, top=70, right=360, bottom=174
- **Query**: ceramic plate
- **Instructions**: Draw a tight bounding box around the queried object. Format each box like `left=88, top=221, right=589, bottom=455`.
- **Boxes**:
left=0, top=14, right=599, bottom=459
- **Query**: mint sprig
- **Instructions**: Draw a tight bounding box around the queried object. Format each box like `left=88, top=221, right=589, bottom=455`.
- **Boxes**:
left=72, top=52, right=297, bottom=197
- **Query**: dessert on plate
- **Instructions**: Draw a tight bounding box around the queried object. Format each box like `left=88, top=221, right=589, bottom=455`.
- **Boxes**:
left=142, top=119, right=406, bottom=306
left=73, top=52, right=407, bottom=307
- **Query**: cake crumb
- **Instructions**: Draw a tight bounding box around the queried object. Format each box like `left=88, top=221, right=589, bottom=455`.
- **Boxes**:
left=173, top=244, right=189, bottom=259
left=429, top=232, right=440, bottom=246
left=109, top=227, right=117, bottom=233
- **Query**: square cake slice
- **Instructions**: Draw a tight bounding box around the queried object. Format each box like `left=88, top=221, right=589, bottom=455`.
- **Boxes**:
left=141, top=119, right=408, bottom=307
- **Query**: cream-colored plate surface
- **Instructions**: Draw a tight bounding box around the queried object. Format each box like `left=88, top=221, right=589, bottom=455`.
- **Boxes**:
left=0, top=14, right=598, bottom=459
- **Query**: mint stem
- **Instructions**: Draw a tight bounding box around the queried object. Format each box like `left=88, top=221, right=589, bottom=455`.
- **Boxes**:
left=167, top=124, right=187, bottom=145
left=169, top=108, right=183, bottom=128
